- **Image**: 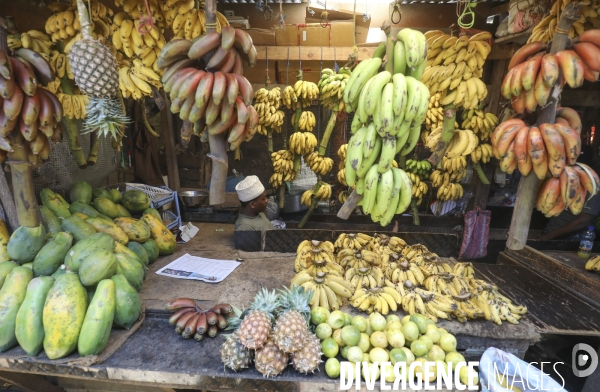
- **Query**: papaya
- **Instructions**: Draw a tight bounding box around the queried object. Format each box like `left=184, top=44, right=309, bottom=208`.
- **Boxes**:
left=85, top=217, right=129, bottom=245
left=78, top=250, right=118, bottom=287
left=92, top=198, right=120, bottom=219
left=7, top=225, right=46, bottom=263
left=0, top=219, right=9, bottom=263
left=69, top=181, right=92, bottom=204
left=61, top=215, right=96, bottom=242
left=64, top=233, right=115, bottom=272
left=51, top=265, right=67, bottom=278
left=143, top=208, right=162, bottom=222
left=32, top=232, right=73, bottom=277
left=114, top=242, right=144, bottom=269
left=0, top=261, right=17, bottom=288
left=78, top=279, right=115, bottom=356
left=141, top=239, right=159, bottom=264
left=40, top=206, right=61, bottom=235
left=111, top=274, right=142, bottom=330
left=73, top=212, right=89, bottom=220
left=122, top=190, right=151, bottom=212
left=15, top=276, right=54, bottom=356
left=126, top=242, right=149, bottom=266
left=113, top=217, right=151, bottom=243
left=56, top=193, right=70, bottom=208
left=109, top=189, right=123, bottom=204
left=115, top=204, right=132, bottom=218
left=0, top=267, right=33, bottom=351
left=43, top=271, right=87, bottom=359
left=141, top=214, right=176, bottom=256
left=40, top=188, right=71, bottom=218
left=86, top=286, right=95, bottom=306
left=21, top=263, right=33, bottom=269
left=115, top=253, right=144, bottom=291
left=92, top=188, right=112, bottom=200
left=69, top=201, right=111, bottom=220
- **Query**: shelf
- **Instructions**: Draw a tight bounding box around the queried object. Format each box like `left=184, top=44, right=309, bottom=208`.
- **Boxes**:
left=254, top=45, right=375, bottom=62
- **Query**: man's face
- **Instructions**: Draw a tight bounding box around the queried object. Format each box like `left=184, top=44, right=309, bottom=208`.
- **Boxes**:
left=251, top=191, right=268, bottom=213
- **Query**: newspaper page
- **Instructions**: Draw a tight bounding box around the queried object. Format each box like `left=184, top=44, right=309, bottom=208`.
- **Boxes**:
left=155, top=253, right=241, bottom=283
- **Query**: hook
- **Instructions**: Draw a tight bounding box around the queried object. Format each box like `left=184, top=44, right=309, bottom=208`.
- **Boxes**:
left=264, top=4, right=273, bottom=20
left=321, top=11, right=329, bottom=27
left=390, top=0, right=401, bottom=24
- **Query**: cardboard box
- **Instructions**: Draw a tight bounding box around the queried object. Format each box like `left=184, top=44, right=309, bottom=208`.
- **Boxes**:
left=305, top=8, right=370, bottom=45
left=244, top=60, right=277, bottom=85
left=245, top=28, right=276, bottom=46
left=275, top=25, right=299, bottom=46
left=298, top=24, right=331, bottom=46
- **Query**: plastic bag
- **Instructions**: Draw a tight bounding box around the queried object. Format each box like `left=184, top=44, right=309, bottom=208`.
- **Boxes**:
left=479, top=347, right=567, bottom=391
left=265, top=196, right=280, bottom=220
left=459, top=207, right=491, bottom=259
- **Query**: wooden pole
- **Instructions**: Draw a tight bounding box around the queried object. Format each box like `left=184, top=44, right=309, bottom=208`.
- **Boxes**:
left=506, top=2, right=582, bottom=250
left=160, top=91, right=181, bottom=192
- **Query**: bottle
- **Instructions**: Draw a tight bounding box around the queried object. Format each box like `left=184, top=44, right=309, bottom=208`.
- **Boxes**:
left=577, top=226, right=596, bottom=259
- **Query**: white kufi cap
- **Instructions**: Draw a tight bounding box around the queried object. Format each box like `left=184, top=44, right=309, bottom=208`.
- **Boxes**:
left=235, top=175, right=265, bottom=202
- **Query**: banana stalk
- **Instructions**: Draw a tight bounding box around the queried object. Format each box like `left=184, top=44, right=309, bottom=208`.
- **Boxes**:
left=112, top=95, right=127, bottom=151
left=411, top=199, right=420, bottom=226
left=87, top=132, right=99, bottom=165
left=317, top=110, right=338, bottom=156
left=278, top=185, right=285, bottom=209
left=234, top=147, right=241, bottom=161
left=293, top=70, right=304, bottom=172
left=383, top=22, right=394, bottom=75
left=298, top=180, right=322, bottom=229
left=142, top=97, right=161, bottom=139
left=267, top=128, right=273, bottom=153
left=7, top=135, right=40, bottom=227
left=473, top=162, right=490, bottom=185
left=427, top=103, right=456, bottom=166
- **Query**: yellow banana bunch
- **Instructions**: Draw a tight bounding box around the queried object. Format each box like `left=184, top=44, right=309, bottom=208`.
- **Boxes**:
left=318, top=67, right=351, bottom=110
left=281, top=86, right=298, bottom=109
left=301, top=182, right=332, bottom=206
left=334, top=232, right=373, bottom=251
left=425, top=93, right=444, bottom=132
left=292, top=110, right=317, bottom=132
left=289, top=131, right=317, bottom=155
left=585, top=255, right=600, bottom=272
left=111, top=16, right=165, bottom=75
left=304, top=152, right=334, bottom=175
left=161, top=0, right=228, bottom=34
left=45, top=1, right=113, bottom=43
left=115, top=0, right=167, bottom=32
left=350, top=286, right=401, bottom=315
left=345, top=264, right=384, bottom=293
left=470, top=143, right=493, bottom=164
left=528, top=0, right=598, bottom=43
left=442, top=156, right=468, bottom=181
left=461, top=109, right=498, bottom=141
left=7, top=30, right=53, bottom=56
left=270, top=149, right=297, bottom=188
left=337, top=190, right=349, bottom=204
left=411, top=181, right=429, bottom=205
left=429, top=168, right=464, bottom=200
left=254, top=88, right=284, bottom=135
left=295, top=240, right=335, bottom=272
left=119, top=63, right=160, bottom=99
left=294, top=272, right=354, bottom=311
left=57, top=93, right=90, bottom=120
left=436, top=182, right=464, bottom=201
left=292, top=79, right=319, bottom=108
left=337, top=168, right=348, bottom=186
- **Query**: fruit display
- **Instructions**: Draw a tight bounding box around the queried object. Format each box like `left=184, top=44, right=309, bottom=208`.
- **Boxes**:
left=43, top=0, right=114, bottom=43
left=304, top=151, right=334, bottom=176
left=528, top=0, right=600, bottom=43
left=269, top=149, right=297, bottom=188
left=0, top=46, right=63, bottom=164
left=161, top=0, right=230, bottom=35
left=253, top=87, right=284, bottom=136
left=158, top=27, right=258, bottom=151
left=292, top=110, right=317, bottom=132
left=585, top=254, right=600, bottom=273
left=221, top=286, right=323, bottom=377
left=319, top=67, right=351, bottom=111
left=301, top=182, right=333, bottom=207
left=406, top=172, right=429, bottom=206
left=166, top=298, right=232, bottom=340
left=313, top=309, right=479, bottom=386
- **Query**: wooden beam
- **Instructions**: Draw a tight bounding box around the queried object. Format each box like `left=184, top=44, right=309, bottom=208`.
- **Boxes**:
left=489, top=2, right=510, bottom=15
left=561, top=90, right=600, bottom=107
left=0, top=371, right=66, bottom=392
left=160, top=92, right=180, bottom=193
left=486, top=59, right=508, bottom=116
left=255, top=46, right=375, bottom=62
left=488, top=43, right=517, bottom=60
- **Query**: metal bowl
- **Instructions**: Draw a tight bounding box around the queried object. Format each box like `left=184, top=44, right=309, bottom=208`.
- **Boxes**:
left=179, top=190, right=209, bottom=207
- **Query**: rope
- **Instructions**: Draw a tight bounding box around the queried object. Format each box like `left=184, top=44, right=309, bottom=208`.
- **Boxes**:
left=137, top=0, right=155, bottom=34
left=456, top=0, right=476, bottom=29
left=390, top=0, right=402, bottom=24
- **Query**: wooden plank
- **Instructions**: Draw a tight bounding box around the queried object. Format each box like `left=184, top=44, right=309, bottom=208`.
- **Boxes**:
left=255, top=46, right=375, bottom=62
left=494, top=29, right=532, bottom=45
left=489, top=2, right=510, bottom=15
left=0, top=371, right=66, bottom=392
left=561, top=89, right=600, bottom=107
left=486, top=59, right=508, bottom=115
left=488, top=43, right=516, bottom=60
left=160, top=92, right=180, bottom=193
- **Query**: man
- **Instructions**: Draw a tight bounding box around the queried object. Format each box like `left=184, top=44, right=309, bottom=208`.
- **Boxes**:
left=234, top=175, right=275, bottom=231
left=539, top=191, right=600, bottom=241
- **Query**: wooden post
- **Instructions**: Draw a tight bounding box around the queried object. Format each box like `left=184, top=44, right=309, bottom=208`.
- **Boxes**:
left=506, top=2, right=582, bottom=250
left=160, top=91, right=181, bottom=192
left=0, top=169, right=18, bottom=231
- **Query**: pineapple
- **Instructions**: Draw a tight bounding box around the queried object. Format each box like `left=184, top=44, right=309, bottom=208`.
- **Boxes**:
left=237, top=288, right=279, bottom=349
left=220, top=333, right=253, bottom=372
left=272, top=286, right=312, bottom=353
left=291, top=334, right=322, bottom=374
left=254, top=337, right=289, bottom=377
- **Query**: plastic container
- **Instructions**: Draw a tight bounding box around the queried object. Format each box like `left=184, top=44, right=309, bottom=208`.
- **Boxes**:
left=125, top=183, right=175, bottom=209
left=577, top=226, right=596, bottom=259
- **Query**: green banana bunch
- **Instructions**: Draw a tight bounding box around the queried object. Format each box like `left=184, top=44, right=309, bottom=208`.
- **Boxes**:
left=318, top=67, right=351, bottom=110
left=406, top=159, right=432, bottom=179
left=360, top=165, right=413, bottom=227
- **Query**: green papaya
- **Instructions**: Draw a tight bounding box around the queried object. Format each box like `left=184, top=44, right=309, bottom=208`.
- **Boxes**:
left=21, top=263, right=33, bottom=269
left=43, top=271, right=87, bottom=359
left=109, top=189, right=123, bottom=204
left=115, top=204, right=132, bottom=218
left=51, top=265, right=67, bottom=278
left=72, top=212, right=89, bottom=220
left=7, top=225, right=46, bottom=264
left=15, top=276, right=54, bottom=356
left=126, top=242, right=149, bottom=266
left=113, top=217, right=151, bottom=243
left=64, top=233, right=115, bottom=272
left=0, top=219, right=8, bottom=263
left=122, top=190, right=151, bottom=212
left=61, top=216, right=96, bottom=242
left=32, top=232, right=74, bottom=277
left=78, top=250, right=118, bottom=287
left=0, top=267, right=33, bottom=351
left=92, top=198, right=120, bottom=219
left=115, top=253, right=144, bottom=291
left=143, top=208, right=162, bottom=222
left=0, top=261, right=18, bottom=288
left=85, top=217, right=129, bottom=245
left=114, top=242, right=144, bottom=269
left=86, top=286, right=95, bottom=306
left=69, top=181, right=92, bottom=204
left=40, top=188, right=71, bottom=218
left=69, top=201, right=111, bottom=220
left=78, top=279, right=115, bottom=356
left=92, top=188, right=112, bottom=200
left=40, top=206, right=61, bottom=235
left=111, top=274, right=142, bottom=330
left=141, top=239, right=159, bottom=264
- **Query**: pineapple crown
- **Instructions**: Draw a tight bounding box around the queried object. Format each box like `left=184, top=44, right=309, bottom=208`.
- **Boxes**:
left=276, top=285, right=312, bottom=322
left=249, top=288, right=280, bottom=317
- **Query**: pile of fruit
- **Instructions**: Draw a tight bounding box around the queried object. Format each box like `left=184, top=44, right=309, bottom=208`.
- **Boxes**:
left=312, top=309, right=478, bottom=386
left=220, top=286, right=323, bottom=377
left=0, top=180, right=176, bottom=359
left=529, top=0, right=600, bottom=43
left=166, top=298, right=232, bottom=340
left=291, top=233, right=528, bottom=325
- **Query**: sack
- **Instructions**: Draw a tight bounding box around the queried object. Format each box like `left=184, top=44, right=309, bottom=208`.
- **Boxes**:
left=459, top=207, right=491, bottom=260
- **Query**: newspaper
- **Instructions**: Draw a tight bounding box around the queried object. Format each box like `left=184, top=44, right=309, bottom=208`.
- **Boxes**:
left=155, top=253, right=241, bottom=283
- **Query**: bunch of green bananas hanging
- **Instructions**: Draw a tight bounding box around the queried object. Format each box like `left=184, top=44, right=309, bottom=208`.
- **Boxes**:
left=406, top=173, right=429, bottom=205
left=461, top=108, right=498, bottom=142
left=292, top=110, right=316, bottom=132
left=421, top=31, right=492, bottom=109
left=254, top=87, right=285, bottom=135
left=301, top=182, right=333, bottom=206
left=270, top=149, right=297, bottom=188
left=281, top=80, right=319, bottom=109
left=304, top=152, right=334, bottom=176
left=318, top=67, right=351, bottom=110
left=406, top=159, right=432, bottom=179
left=442, top=156, right=468, bottom=181
left=289, top=131, right=318, bottom=155
left=470, top=143, right=493, bottom=164
left=425, top=126, right=479, bottom=158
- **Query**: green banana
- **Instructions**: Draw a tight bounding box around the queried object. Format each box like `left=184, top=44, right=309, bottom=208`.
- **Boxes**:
left=395, top=168, right=413, bottom=214
left=378, top=135, right=397, bottom=173
left=392, top=73, right=408, bottom=119
left=364, top=71, right=391, bottom=117
left=395, top=119, right=412, bottom=153
left=351, top=113, right=362, bottom=134
left=379, top=83, right=394, bottom=136
left=397, top=28, right=420, bottom=68
left=412, top=83, right=430, bottom=126
left=375, top=169, right=394, bottom=214
left=404, top=76, right=422, bottom=123
left=400, top=125, right=422, bottom=156
left=357, top=77, right=374, bottom=124
left=363, top=164, right=380, bottom=215
left=381, top=169, right=403, bottom=226
left=393, top=40, right=407, bottom=75
left=356, top=177, right=366, bottom=195
left=345, top=126, right=368, bottom=186
left=409, top=60, right=426, bottom=80
left=344, top=58, right=382, bottom=110
left=357, top=136, right=382, bottom=178
left=362, top=122, right=378, bottom=160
